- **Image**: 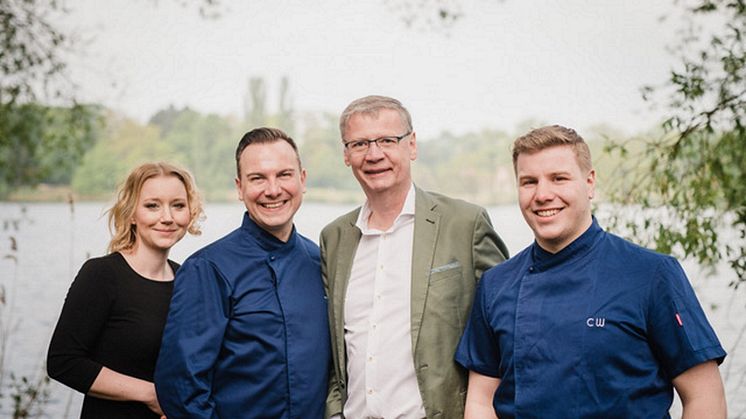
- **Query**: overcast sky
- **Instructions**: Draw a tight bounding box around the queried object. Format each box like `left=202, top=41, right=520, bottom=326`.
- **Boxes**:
left=59, top=0, right=686, bottom=139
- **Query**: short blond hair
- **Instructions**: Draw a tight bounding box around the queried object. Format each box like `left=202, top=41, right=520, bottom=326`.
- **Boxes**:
left=107, top=162, right=203, bottom=253
left=512, top=125, right=592, bottom=173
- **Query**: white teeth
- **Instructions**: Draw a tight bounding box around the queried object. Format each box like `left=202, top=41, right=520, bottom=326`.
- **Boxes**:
left=536, top=209, right=560, bottom=217
left=263, top=202, right=284, bottom=209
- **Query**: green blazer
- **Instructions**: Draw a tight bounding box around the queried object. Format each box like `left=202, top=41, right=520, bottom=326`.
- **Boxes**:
left=321, top=187, right=509, bottom=418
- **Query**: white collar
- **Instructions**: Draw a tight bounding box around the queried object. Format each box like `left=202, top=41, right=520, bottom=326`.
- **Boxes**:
left=355, top=184, right=416, bottom=234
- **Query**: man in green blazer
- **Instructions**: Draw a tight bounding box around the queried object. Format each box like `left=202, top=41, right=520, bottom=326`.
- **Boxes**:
left=322, top=95, right=509, bottom=419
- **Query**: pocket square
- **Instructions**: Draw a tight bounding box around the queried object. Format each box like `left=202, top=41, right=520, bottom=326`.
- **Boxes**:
left=430, top=261, right=461, bottom=273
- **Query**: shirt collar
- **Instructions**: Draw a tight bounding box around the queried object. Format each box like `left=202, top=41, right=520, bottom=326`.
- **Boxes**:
left=241, top=211, right=297, bottom=252
left=355, top=183, right=416, bottom=234
left=530, top=216, right=603, bottom=271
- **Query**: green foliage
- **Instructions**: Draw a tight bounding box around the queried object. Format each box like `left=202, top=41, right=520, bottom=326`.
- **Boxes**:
left=72, top=115, right=176, bottom=196
left=71, top=77, right=297, bottom=201
left=414, top=129, right=516, bottom=204
left=0, top=0, right=223, bottom=200
left=63, top=103, right=629, bottom=206
left=0, top=0, right=67, bottom=104
left=1, top=5, right=86, bottom=414
left=244, top=78, right=268, bottom=128
left=606, top=0, right=746, bottom=285
left=158, top=108, right=239, bottom=197
left=0, top=103, right=99, bottom=198
left=148, top=105, right=185, bottom=138
left=299, top=113, right=359, bottom=191
left=0, top=0, right=99, bottom=199
left=243, top=76, right=295, bottom=136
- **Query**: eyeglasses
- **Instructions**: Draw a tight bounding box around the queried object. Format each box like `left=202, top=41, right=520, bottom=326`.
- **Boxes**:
left=343, top=132, right=412, bottom=154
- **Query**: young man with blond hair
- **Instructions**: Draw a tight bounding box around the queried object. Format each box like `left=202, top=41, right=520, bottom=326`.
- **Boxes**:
left=457, top=125, right=727, bottom=418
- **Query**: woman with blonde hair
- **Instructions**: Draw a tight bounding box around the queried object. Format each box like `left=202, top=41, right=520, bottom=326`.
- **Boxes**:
left=47, top=162, right=203, bottom=418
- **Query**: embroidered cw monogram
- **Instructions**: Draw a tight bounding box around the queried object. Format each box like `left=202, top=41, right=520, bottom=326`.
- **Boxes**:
left=586, top=317, right=606, bottom=327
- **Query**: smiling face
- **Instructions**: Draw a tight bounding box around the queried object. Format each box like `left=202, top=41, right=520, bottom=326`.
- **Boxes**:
left=132, top=175, right=191, bottom=253
left=516, top=145, right=595, bottom=253
left=342, top=108, right=417, bottom=199
left=235, top=140, right=306, bottom=242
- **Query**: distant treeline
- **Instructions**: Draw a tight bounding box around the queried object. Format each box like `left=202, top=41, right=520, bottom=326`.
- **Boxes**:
left=4, top=78, right=655, bottom=205
left=58, top=108, right=646, bottom=205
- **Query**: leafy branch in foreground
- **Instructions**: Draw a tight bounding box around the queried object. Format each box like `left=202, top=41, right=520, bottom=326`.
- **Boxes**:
left=605, top=0, right=746, bottom=285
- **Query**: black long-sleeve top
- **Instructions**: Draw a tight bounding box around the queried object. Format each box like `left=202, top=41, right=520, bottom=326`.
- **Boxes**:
left=47, top=252, right=177, bottom=418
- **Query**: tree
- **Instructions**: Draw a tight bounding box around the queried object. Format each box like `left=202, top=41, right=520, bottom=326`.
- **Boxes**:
left=0, top=0, right=221, bottom=199
left=243, top=77, right=268, bottom=128
left=0, top=0, right=99, bottom=198
left=148, top=104, right=186, bottom=138
left=71, top=114, right=177, bottom=196
left=299, top=112, right=360, bottom=193
left=0, top=103, right=98, bottom=197
left=414, top=129, right=515, bottom=204
left=275, top=76, right=295, bottom=136
left=606, top=0, right=746, bottom=285
left=0, top=0, right=67, bottom=104
left=159, top=108, right=238, bottom=198
left=242, top=76, right=296, bottom=136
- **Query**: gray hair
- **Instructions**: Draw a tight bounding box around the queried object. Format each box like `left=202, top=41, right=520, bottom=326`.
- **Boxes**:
left=339, top=95, right=413, bottom=139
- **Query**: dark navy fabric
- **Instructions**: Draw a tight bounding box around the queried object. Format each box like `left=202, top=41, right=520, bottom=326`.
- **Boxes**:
left=155, top=213, right=330, bottom=419
left=455, top=218, right=725, bottom=419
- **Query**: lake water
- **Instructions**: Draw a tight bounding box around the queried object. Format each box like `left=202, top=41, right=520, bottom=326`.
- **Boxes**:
left=0, top=201, right=744, bottom=417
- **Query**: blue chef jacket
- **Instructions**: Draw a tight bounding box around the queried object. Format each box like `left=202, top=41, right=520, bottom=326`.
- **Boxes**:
left=456, top=218, right=725, bottom=419
left=155, top=213, right=330, bottom=419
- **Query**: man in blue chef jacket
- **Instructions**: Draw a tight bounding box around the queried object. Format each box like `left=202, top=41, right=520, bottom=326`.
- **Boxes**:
left=456, top=125, right=727, bottom=418
left=155, top=127, right=330, bottom=419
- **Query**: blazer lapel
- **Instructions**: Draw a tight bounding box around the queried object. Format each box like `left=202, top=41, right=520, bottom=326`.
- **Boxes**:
left=333, top=214, right=362, bottom=381
left=410, top=187, right=439, bottom=351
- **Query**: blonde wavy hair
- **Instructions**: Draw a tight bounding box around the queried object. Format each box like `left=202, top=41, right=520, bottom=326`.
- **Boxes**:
left=107, top=162, right=204, bottom=253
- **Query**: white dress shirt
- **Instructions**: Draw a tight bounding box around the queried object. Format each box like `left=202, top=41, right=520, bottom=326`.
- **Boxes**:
left=343, top=185, right=427, bottom=419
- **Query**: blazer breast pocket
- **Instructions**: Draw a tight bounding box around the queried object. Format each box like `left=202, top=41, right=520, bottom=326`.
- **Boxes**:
left=427, top=261, right=464, bottom=329
left=429, top=261, right=463, bottom=284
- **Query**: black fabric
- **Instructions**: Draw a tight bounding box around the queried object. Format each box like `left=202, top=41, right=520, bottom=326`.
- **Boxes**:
left=47, top=252, right=176, bottom=418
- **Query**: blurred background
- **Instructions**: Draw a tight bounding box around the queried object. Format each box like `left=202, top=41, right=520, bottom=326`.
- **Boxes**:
left=1, top=0, right=744, bottom=417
